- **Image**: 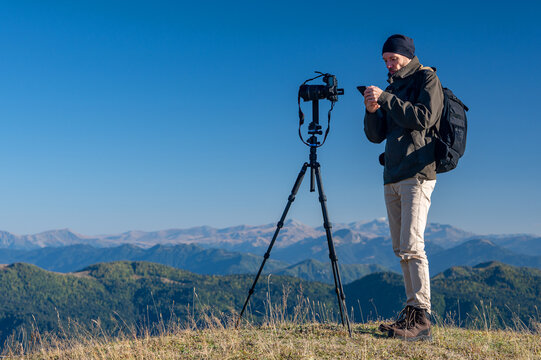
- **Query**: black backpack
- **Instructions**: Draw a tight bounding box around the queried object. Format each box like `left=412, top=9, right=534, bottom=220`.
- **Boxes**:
left=377, top=70, right=469, bottom=172
left=434, top=87, right=469, bottom=173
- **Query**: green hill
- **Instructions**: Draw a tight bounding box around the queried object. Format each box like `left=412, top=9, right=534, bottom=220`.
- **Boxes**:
left=0, top=260, right=539, bottom=349
left=431, top=261, right=541, bottom=328
left=344, top=262, right=541, bottom=328
left=0, top=261, right=334, bottom=346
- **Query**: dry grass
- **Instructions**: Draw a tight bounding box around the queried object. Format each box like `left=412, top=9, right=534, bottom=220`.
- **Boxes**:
left=2, top=288, right=540, bottom=359
left=2, top=317, right=540, bottom=360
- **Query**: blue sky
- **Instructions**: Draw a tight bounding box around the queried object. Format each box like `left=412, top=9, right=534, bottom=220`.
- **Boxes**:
left=1, top=1, right=540, bottom=235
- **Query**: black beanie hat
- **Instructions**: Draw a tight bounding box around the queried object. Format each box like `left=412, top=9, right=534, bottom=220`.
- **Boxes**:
left=382, top=34, right=415, bottom=59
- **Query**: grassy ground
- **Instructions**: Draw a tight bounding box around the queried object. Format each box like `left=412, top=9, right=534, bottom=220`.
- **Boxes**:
left=3, top=321, right=540, bottom=360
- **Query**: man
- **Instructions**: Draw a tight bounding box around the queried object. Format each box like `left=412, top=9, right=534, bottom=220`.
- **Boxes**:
left=362, top=34, right=443, bottom=341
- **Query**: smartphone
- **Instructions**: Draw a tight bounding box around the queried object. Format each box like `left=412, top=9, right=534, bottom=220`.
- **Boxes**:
left=357, top=86, right=367, bottom=96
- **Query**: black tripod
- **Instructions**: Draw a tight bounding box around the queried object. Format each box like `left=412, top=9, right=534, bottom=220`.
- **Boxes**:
left=236, top=98, right=352, bottom=336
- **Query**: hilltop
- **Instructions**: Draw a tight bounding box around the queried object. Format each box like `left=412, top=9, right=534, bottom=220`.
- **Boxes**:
left=5, top=323, right=540, bottom=359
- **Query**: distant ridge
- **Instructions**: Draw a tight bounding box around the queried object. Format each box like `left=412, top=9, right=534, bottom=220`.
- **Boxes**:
left=0, top=219, right=480, bottom=250
left=430, top=238, right=541, bottom=274
left=1, top=220, right=540, bottom=277
left=0, top=243, right=289, bottom=275
left=0, top=219, right=322, bottom=250
left=0, top=244, right=391, bottom=284
left=0, top=229, right=92, bottom=249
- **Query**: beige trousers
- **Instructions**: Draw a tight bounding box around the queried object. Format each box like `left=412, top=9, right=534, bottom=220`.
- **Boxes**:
left=384, top=177, right=436, bottom=312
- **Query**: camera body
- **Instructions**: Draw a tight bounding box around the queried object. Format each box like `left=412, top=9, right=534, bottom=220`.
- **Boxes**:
left=299, top=74, right=344, bottom=102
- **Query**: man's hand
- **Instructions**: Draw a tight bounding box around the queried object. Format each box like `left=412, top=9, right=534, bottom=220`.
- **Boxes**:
left=364, top=86, right=383, bottom=113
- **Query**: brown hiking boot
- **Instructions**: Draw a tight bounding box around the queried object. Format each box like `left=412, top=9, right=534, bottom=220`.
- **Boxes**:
left=378, top=305, right=413, bottom=332
left=388, top=307, right=432, bottom=341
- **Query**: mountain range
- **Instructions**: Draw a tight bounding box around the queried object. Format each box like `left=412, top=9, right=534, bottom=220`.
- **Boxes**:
left=1, top=219, right=540, bottom=280
left=0, top=219, right=323, bottom=250
left=1, top=219, right=477, bottom=250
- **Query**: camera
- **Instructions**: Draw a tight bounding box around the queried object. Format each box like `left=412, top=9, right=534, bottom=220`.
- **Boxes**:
left=299, top=73, right=344, bottom=102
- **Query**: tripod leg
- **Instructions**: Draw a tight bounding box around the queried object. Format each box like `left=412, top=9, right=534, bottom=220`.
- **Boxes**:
left=236, top=162, right=309, bottom=328
left=314, top=163, right=352, bottom=336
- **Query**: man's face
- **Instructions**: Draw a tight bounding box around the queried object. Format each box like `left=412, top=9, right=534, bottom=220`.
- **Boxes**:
left=382, top=52, right=411, bottom=74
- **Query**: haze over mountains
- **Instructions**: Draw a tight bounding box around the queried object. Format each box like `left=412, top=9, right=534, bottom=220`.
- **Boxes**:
left=1, top=219, right=539, bottom=280
left=0, top=218, right=483, bottom=250
left=1, top=219, right=324, bottom=250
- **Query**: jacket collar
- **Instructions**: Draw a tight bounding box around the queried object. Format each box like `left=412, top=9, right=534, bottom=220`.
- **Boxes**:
left=387, top=56, right=420, bottom=84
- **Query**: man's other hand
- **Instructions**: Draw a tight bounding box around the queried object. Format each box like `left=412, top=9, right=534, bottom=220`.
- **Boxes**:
left=364, top=86, right=383, bottom=113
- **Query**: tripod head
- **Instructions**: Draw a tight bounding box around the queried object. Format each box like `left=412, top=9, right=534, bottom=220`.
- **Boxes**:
left=297, top=72, right=344, bottom=192
left=298, top=72, right=344, bottom=148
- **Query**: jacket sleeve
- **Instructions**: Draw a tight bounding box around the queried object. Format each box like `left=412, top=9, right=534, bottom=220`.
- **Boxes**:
left=364, top=109, right=386, bottom=144
left=376, top=71, right=443, bottom=131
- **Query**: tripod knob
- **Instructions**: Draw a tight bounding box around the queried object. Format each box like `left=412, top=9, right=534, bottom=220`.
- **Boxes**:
left=308, top=122, right=322, bottom=132
left=307, top=135, right=320, bottom=146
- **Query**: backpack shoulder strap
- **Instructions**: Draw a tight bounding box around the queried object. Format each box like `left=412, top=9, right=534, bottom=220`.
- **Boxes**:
left=413, top=65, right=436, bottom=87
left=414, top=65, right=441, bottom=132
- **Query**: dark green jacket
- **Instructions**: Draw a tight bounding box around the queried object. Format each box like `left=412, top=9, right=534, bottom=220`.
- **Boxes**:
left=364, top=56, right=444, bottom=184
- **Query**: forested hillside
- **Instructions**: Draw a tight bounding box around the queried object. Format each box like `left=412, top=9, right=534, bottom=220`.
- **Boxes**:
left=0, top=261, right=539, bottom=348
